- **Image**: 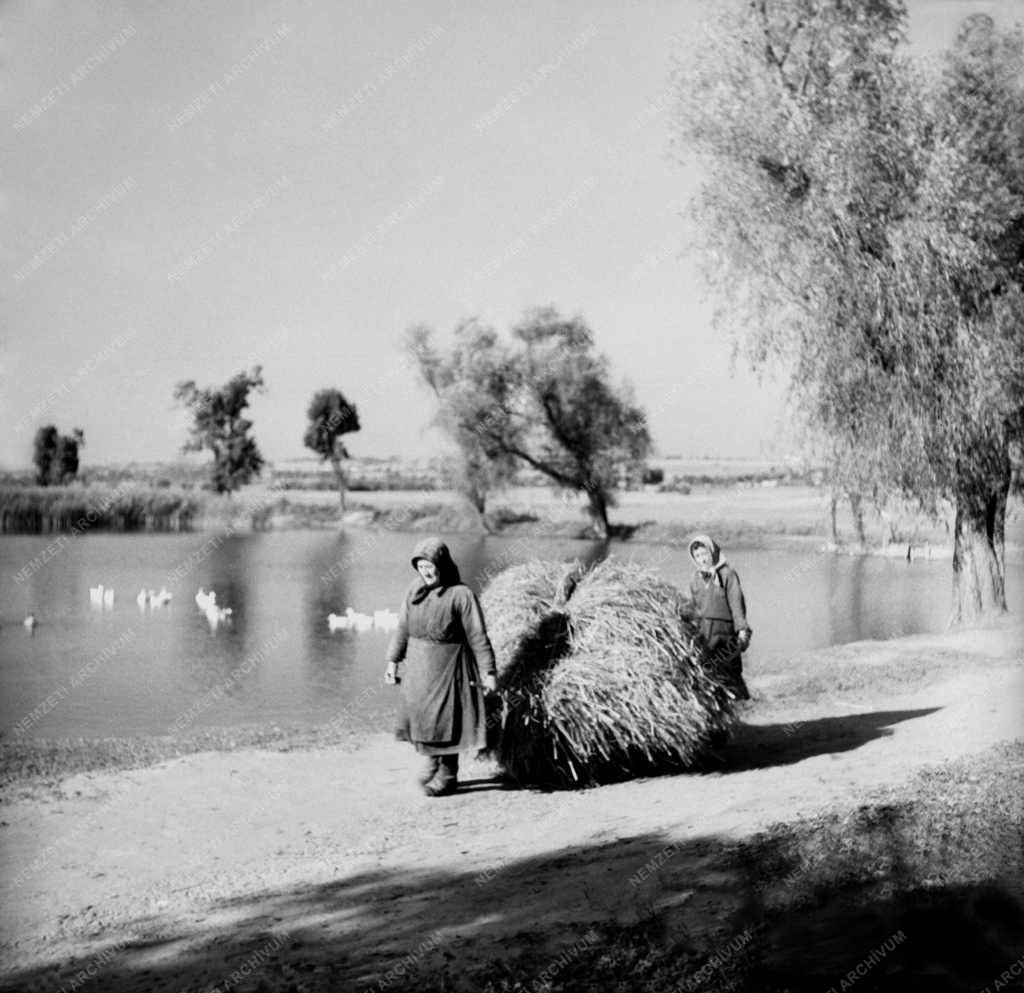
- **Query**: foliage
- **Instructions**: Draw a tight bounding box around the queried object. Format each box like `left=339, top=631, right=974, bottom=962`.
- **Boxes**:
left=32, top=425, right=84, bottom=486
left=173, top=366, right=266, bottom=494
left=408, top=307, right=651, bottom=537
left=676, top=1, right=1024, bottom=618
left=302, top=388, right=360, bottom=508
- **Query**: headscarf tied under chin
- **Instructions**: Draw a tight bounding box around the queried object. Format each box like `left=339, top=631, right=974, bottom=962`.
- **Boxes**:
left=688, top=533, right=728, bottom=586
left=409, top=536, right=462, bottom=603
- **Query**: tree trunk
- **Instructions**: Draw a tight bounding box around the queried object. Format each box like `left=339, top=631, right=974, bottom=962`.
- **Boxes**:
left=330, top=456, right=346, bottom=512
left=950, top=473, right=1009, bottom=625
left=849, top=492, right=866, bottom=548
left=586, top=486, right=610, bottom=539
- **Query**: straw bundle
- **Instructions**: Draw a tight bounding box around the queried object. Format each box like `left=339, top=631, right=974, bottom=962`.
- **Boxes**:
left=480, top=557, right=734, bottom=786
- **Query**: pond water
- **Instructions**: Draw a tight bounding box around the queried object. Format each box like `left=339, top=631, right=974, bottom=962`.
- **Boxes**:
left=1, top=529, right=1015, bottom=740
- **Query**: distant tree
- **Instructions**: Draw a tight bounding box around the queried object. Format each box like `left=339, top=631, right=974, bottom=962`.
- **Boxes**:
left=32, top=426, right=58, bottom=485
left=408, top=307, right=651, bottom=538
left=174, top=366, right=266, bottom=494
left=55, top=428, right=85, bottom=485
left=676, top=2, right=1024, bottom=622
left=32, top=425, right=84, bottom=485
left=303, top=389, right=360, bottom=510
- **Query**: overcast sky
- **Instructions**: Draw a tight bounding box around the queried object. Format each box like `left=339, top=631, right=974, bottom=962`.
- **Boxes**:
left=2, top=0, right=1019, bottom=469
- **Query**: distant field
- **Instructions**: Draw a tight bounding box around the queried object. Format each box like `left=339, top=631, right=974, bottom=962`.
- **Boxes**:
left=272, top=482, right=1024, bottom=554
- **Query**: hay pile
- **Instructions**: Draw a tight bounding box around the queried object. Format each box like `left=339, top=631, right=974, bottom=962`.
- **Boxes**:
left=480, top=557, right=736, bottom=786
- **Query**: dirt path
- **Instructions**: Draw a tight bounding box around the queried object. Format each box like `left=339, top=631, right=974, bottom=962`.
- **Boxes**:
left=1, top=624, right=1021, bottom=992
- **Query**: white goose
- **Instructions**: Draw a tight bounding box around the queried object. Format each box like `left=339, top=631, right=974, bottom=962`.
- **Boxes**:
left=327, top=606, right=378, bottom=632
left=204, top=603, right=233, bottom=627
left=349, top=610, right=373, bottom=631
left=327, top=611, right=351, bottom=632
left=373, top=609, right=399, bottom=631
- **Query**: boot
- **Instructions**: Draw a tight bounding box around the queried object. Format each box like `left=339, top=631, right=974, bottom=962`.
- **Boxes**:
left=418, top=756, right=441, bottom=786
left=424, top=754, right=458, bottom=797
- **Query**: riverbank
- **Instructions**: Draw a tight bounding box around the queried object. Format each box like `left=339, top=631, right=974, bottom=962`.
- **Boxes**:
left=1, top=620, right=1020, bottom=991
left=330, top=484, right=1024, bottom=563
left=5, top=481, right=1023, bottom=565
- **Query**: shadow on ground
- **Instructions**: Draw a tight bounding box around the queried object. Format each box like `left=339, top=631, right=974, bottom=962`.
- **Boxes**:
left=723, top=708, right=942, bottom=773
left=3, top=761, right=1021, bottom=993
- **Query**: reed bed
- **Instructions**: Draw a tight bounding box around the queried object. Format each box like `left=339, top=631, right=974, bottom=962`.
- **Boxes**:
left=0, top=485, right=280, bottom=534
left=481, top=558, right=734, bottom=786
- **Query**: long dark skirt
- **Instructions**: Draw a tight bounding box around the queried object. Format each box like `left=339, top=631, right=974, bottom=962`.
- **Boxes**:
left=395, top=636, right=487, bottom=755
left=702, top=621, right=751, bottom=701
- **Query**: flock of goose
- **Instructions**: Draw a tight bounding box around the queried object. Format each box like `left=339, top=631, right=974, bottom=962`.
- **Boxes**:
left=194, top=588, right=234, bottom=626
left=88, top=584, right=116, bottom=608
left=327, top=607, right=399, bottom=632
left=137, top=588, right=173, bottom=608
left=18, top=587, right=400, bottom=636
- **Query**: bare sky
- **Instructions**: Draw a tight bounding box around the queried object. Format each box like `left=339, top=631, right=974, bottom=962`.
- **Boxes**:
left=2, top=0, right=1018, bottom=469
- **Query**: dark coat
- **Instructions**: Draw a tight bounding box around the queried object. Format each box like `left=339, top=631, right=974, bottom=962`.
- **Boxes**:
left=387, top=538, right=496, bottom=755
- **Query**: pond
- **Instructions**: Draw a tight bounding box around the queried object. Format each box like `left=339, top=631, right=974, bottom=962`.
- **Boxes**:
left=1, top=529, right=1011, bottom=740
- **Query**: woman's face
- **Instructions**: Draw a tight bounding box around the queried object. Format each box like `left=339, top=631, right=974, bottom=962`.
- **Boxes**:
left=693, top=545, right=712, bottom=569
left=417, top=559, right=439, bottom=586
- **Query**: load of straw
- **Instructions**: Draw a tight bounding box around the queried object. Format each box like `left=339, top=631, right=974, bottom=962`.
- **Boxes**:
left=480, top=557, right=735, bottom=786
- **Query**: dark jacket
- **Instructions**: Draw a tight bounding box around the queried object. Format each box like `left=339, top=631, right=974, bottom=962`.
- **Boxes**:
left=688, top=533, right=749, bottom=639
left=387, top=537, right=496, bottom=754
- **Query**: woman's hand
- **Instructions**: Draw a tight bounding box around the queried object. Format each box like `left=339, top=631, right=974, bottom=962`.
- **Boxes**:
left=384, top=662, right=399, bottom=685
left=482, top=673, right=497, bottom=694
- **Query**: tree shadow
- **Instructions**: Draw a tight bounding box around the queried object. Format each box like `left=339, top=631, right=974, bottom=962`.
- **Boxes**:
left=722, top=708, right=941, bottom=773
left=4, top=793, right=1020, bottom=993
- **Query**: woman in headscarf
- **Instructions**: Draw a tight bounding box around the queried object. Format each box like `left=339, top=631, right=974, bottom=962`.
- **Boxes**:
left=688, top=533, right=752, bottom=701
left=384, top=537, right=497, bottom=796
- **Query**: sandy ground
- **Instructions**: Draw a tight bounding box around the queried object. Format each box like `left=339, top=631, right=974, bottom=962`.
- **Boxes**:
left=1, top=623, right=1022, bottom=993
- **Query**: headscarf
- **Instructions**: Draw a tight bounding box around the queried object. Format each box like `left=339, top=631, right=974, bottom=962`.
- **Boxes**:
left=688, top=533, right=728, bottom=586
left=409, top=536, right=462, bottom=602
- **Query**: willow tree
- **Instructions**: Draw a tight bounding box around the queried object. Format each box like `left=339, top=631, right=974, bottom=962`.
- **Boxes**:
left=676, top=2, right=1024, bottom=622
left=408, top=307, right=651, bottom=538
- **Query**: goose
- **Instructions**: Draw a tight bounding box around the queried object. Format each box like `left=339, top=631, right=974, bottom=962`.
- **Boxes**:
left=102, top=588, right=115, bottom=608
left=195, top=588, right=216, bottom=611
left=373, top=609, right=399, bottom=630
left=136, top=589, right=149, bottom=609
left=154, top=588, right=173, bottom=606
left=23, top=613, right=37, bottom=632
left=89, top=584, right=105, bottom=606
left=204, top=603, right=233, bottom=627
left=327, top=612, right=351, bottom=632
left=349, top=610, right=373, bottom=632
